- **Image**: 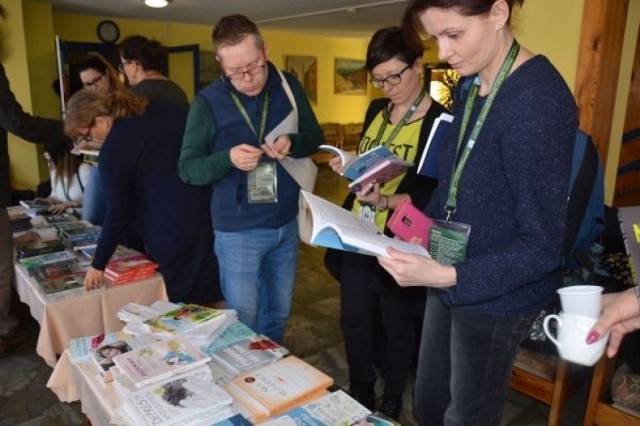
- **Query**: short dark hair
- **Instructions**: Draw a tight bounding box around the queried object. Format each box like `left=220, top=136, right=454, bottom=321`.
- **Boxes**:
left=366, top=27, right=423, bottom=72
left=212, top=14, right=265, bottom=54
left=119, top=35, right=167, bottom=74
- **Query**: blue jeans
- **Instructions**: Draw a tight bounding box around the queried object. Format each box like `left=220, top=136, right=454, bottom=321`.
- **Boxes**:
left=214, top=219, right=299, bottom=343
left=82, top=165, right=105, bottom=225
left=414, top=289, right=534, bottom=426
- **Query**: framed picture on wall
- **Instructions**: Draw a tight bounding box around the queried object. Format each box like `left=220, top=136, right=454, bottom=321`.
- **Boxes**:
left=199, top=50, right=221, bottom=89
left=424, top=63, right=459, bottom=110
left=285, top=55, right=317, bottom=104
left=334, top=58, right=367, bottom=95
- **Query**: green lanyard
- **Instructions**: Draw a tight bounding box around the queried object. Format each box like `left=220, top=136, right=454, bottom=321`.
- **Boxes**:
left=229, top=89, right=270, bottom=142
left=445, top=40, right=520, bottom=220
left=370, top=90, right=426, bottom=150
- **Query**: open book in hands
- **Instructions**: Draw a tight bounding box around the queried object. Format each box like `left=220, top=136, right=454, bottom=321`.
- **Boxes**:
left=318, top=145, right=413, bottom=192
left=298, top=190, right=429, bottom=257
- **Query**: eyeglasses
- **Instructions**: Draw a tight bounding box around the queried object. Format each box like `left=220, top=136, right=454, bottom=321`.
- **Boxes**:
left=369, top=65, right=412, bottom=89
left=118, top=60, right=135, bottom=70
left=82, top=74, right=104, bottom=89
left=76, top=124, right=94, bottom=143
left=225, top=63, right=266, bottom=82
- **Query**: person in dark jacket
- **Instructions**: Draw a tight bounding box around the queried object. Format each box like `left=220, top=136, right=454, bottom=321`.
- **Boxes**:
left=0, top=5, right=71, bottom=356
left=63, top=89, right=223, bottom=307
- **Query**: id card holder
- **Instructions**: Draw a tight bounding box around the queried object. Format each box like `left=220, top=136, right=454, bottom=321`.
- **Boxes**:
left=248, top=161, right=278, bottom=204
left=428, top=219, right=471, bottom=265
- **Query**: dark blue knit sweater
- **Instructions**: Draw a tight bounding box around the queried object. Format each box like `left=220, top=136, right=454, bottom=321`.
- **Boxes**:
left=426, top=56, right=578, bottom=317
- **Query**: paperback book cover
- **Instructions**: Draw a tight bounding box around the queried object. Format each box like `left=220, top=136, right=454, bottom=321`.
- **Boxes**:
left=200, top=320, right=257, bottom=356
left=298, top=190, right=430, bottom=257
left=69, top=331, right=130, bottom=364
left=210, top=334, right=289, bottom=376
left=19, top=199, right=52, bottom=212
left=91, top=334, right=157, bottom=382
left=16, top=239, right=66, bottom=259
left=18, top=251, right=77, bottom=274
left=143, top=304, right=225, bottom=336
left=113, top=335, right=211, bottom=388
left=260, top=390, right=371, bottom=426
left=37, top=272, right=85, bottom=297
left=318, top=145, right=412, bottom=192
left=31, top=262, right=88, bottom=282
left=223, top=355, right=334, bottom=421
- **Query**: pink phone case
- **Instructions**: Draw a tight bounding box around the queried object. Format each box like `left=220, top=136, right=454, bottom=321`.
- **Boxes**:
left=387, top=199, right=433, bottom=248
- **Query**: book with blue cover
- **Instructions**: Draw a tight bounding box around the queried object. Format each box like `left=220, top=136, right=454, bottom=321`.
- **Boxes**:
left=417, top=112, right=453, bottom=179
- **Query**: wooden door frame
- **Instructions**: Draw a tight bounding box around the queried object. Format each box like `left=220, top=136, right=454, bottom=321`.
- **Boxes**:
left=573, top=0, right=629, bottom=168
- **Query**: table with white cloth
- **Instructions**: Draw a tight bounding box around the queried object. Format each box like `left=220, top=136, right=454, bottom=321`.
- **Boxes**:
left=14, top=263, right=167, bottom=367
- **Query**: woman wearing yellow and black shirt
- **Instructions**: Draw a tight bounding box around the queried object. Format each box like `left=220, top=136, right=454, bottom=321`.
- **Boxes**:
left=326, top=26, right=447, bottom=419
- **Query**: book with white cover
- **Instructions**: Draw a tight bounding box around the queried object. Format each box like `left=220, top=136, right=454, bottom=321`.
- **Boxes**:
left=298, top=190, right=430, bottom=257
left=143, top=304, right=226, bottom=337
left=260, top=390, right=372, bottom=426
left=210, top=334, right=289, bottom=376
left=91, top=334, right=157, bottom=382
left=113, top=335, right=210, bottom=388
left=117, top=371, right=234, bottom=426
left=69, top=331, right=130, bottom=364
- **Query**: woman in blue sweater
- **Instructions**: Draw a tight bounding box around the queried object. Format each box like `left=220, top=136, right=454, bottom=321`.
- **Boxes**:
left=63, top=89, right=223, bottom=306
left=378, top=1, right=578, bottom=424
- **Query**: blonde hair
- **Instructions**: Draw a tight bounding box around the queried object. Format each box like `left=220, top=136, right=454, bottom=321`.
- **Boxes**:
left=64, top=89, right=148, bottom=139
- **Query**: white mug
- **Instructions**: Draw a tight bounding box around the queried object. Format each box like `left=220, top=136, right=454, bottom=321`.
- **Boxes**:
left=543, top=313, right=608, bottom=366
left=557, top=285, right=603, bottom=319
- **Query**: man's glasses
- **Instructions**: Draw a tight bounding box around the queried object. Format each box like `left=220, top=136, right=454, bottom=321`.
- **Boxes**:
left=118, top=60, right=135, bottom=70
left=82, top=74, right=104, bottom=89
left=225, top=63, right=266, bottom=82
left=369, top=64, right=412, bottom=89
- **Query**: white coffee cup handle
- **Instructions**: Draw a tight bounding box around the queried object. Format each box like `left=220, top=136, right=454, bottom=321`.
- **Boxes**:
left=543, top=314, right=562, bottom=348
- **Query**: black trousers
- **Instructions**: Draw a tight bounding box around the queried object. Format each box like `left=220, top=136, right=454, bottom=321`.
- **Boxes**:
left=338, top=251, right=425, bottom=399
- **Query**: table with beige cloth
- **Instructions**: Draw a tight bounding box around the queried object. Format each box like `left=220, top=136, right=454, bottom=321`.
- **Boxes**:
left=14, top=263, right=167, bottom=367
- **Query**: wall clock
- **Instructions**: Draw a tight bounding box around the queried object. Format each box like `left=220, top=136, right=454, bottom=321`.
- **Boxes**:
left=97, top=20, right=120, bottom=44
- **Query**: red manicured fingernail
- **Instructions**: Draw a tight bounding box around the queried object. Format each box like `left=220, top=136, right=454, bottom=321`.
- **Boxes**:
left=586, top=331, right=600, bottom=344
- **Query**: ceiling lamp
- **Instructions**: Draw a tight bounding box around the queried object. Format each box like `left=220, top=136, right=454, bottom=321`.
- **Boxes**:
left=144, top=0, right=169, bottom=8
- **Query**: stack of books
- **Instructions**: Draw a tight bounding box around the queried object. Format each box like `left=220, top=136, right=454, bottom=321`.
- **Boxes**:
left=89, top=334, right=157, bottom=383
left=54, top=221, right=101, bottom=250
left=104, top=255, right=158, bottom=285
left=8, top=211, right=32, bottom=233
left=209, top=334, right=289, bottom=378
left=223, top=355, right=334, bottom=422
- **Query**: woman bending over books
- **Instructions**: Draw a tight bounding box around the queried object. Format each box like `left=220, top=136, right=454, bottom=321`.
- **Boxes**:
left=63, top=89, right=224, bottom=307
left=37, top=142, right=90, bottom=214
left=325, top=27, right=447, bottom=420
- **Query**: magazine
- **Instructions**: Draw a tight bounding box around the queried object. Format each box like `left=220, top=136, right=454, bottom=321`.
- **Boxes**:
left=318, top=145, right=412, bottom=192
left=298, top=190, right=430, bottom=257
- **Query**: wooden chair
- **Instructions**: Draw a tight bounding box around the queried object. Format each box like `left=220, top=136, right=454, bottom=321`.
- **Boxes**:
left=313, top=122, right=344, bottom=164
left=583, top=354, right=640, bottom=425
left=509, top=348, right=574, bottom=426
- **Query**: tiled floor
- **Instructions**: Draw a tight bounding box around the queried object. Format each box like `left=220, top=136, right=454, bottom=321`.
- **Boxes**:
left=0, top=165, right=589, bottom=425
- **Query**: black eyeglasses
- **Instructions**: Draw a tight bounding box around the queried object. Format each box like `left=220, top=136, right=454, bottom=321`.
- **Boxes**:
left=369, top=64, right=412, bottom=89
left=82, top=74, right=104, bottom=88
left=225, top=63, right=266, bottom=82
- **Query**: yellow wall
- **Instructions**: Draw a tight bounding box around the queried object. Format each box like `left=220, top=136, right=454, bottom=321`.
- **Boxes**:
left=52, top=13, right=372, bottom=124
left=4, top=0, right=59, bottom=190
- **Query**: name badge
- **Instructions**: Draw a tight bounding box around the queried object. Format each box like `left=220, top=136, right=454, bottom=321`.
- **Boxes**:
left=428, top=219, right=471, bottom=265
left=248, top=161, right=278, bottom=204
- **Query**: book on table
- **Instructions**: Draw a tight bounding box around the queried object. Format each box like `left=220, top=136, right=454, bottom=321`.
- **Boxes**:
left=18, top=250, right=78, bottom=275
left=223, top=355, right=334, bottom=422
left=209, top=334, right=289, bottom=376
left=69, top=331, right=133, bottom=364
left=37, top=272, right=86, bottom=301
left=417, top=112, right=454, bottom=179
left=200, top=320, right=257, bottom=356
left=15, top=239, right=66, bottom=259
left=19, top=199, right=52, bottom=212
left=115, top=368, right=235, bottom=426
left=298, top=190, right=430, bottom=257
left=318, top=144, right=413, bottom=192
left=112, top=335, right=211, bottom=389
left=141, top=303, right=227, bottom=338
left=90, top=334, right=156, bottom=383
left=210, top=413, right=253, bottom=426
left=259, top=389, right=372, bottom=426
left=104, top=255, right=158, bottom=284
